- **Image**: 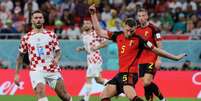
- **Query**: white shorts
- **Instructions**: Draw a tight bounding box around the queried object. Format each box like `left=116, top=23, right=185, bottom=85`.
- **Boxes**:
left=29, top=71, right=63, bottom=89
left=86, top=63, right=102, bottom=77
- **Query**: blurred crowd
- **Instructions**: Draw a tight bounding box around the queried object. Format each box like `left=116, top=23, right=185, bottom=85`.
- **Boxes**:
left=0, top=0, right=201, bottom=39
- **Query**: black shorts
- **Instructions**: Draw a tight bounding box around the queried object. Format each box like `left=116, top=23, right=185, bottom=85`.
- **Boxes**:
left=139, top=63, right=156, bottom=77
left=106, top=72, right=138, bottom=95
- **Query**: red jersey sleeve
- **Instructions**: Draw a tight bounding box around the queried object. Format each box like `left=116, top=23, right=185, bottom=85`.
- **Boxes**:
left=138, top=35, right=155, bottom=49
left=152, top=25, right=162, bottom=41
left=107, top=31, right=113, bottom=39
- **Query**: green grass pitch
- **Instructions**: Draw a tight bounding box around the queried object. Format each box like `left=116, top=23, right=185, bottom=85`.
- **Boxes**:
left=0, top=96, right=200, bottom=101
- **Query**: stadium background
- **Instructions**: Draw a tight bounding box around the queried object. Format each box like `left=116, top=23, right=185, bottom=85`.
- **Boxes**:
left=0, top=0, right=201, bottom=101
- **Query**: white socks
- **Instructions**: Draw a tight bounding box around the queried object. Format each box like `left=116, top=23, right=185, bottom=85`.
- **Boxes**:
left=84, top=83, right=92, bottom=101
left=38, top=97, right=48, bottom=101
left=161, top=98, right=166, bottom=101
left=84, top=96, right=89, bottom=101
left=70, top=97, right=73, bottom=101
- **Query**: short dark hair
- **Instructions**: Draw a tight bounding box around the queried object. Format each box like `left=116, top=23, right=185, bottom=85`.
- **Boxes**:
left=125, top=18, right=137, bottom=27
left=136, top=8, right=148, bottom=13
left=31, top=10, right=43, bottom=16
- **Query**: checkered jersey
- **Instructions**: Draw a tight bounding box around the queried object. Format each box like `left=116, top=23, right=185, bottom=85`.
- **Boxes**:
left=81, top=31, right=105, bottom=64
left=19, top=30, right=61, bottom=72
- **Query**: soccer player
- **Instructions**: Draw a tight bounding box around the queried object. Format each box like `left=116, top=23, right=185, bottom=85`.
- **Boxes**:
left=76, top=19, right=108, bottom=101
left=135, top=8, right=166, bottom=101
left=14, top=10, right=72, bottom=101
left=89, top=4, right=186, bottom=101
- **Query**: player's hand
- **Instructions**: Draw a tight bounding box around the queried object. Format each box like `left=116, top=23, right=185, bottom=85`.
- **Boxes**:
left=90, top=47, right=97, bottom=51
left=175, top=53, right=187, bottom=61
left=76, top=47, right=82, bottom=52
left=89, top=4, right=96, bottom=15
left=155, top=59, right=161, bottom=69
left=14, top=74, right=20, bottom=86
left=54, top=59, right=59, bottom=66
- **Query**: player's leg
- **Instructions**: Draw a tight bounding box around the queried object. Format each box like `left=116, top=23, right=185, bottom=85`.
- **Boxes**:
left=139, top=64, right=152, bottom=101
left=46, top=72, right=72, bottom=101
left=95, top=75, right=108, bottom=85
left=93, top=63, right=108, bottom=85
left=122, top=73, right=143, bottom=101
left=81, top=77, right=93, bottom=101
left=81, top=63, right=96, bottom=101
left=100, top=84, right=117, bottom=101
left=140, top=64, right=165, bottom=101
left=54, top=79, right=72, bottom=101
left=143, top=73, right=154, bottom=101
left=143, top=73, right=166, bottom=101
left=29, top=71, right=48, bottom=101
left=123, top=85, right=144, bottom=101
left=100, top=73, right=122, bottom=101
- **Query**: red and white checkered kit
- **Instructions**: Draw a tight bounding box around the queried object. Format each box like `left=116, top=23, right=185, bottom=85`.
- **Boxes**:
left=81, top=31, right=105, bottom=65
left=19, top=30, right=61, bottom=72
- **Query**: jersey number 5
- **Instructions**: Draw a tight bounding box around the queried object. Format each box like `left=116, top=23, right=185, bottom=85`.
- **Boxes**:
left=121, top=45, right=126, bottom=54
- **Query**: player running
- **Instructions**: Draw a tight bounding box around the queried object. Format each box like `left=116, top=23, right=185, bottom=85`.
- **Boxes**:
left=14, top=10, right=72, bottom=101
left=89, top=4, right=186, bottom=101
left=76, top=19, right=108, bottom=101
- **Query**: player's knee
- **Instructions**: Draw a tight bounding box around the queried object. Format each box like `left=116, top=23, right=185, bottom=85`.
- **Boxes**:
left=143, top=77, right=152, bottom=86
left=35, top=84, right=45, bottom=96
left=143, top=80, right=152, bottom=86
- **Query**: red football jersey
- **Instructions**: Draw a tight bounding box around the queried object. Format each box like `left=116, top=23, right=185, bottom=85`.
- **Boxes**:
left=135, top=23, right=162, bottom=64
left=107, top=31, right=154, bottom=73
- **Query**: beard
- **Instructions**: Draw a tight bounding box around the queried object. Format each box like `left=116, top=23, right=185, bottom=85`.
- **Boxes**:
left=83, top=27, right=90, bottom=31
left=34, top=23, right=43, bottom=29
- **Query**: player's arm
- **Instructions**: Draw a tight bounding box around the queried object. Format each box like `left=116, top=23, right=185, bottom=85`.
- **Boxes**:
left=89, top=4, right=109, bottom=39
left=146, top=41, right=186, bottom=61
left=52, top=32, right=61, bottom=65
left=15, top=35, right=28, bottom=86
left=55, top=50, right=61, bottom=65
left=15, top=52, right=25, bottom=86
left=76, top=46, right=86, bottom=52
left=91, top=40, right=108, bottom=51
left=15, top=52, right=25, bottom=75
left=153, top=27, right=163, bottom=68
left=155, top=40, right=162, bottom=68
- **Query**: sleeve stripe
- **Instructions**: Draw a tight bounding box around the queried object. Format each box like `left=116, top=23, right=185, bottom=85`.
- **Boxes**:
left=147, top=41, right=154, bottom=49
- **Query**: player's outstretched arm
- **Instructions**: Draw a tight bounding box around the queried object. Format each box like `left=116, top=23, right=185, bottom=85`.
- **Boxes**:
left=155, top=40, right=162, bottom=69
left=14, top=52, right=25, bottom=86
left=151, top=47, right=186, bottom=61
left=89, top=4, right=109, bottom=39
left=91, top=40, right=108, bottom=51
left=76, top=47, right=86, bottom=52
left=145, top=41, right=186, bottom=61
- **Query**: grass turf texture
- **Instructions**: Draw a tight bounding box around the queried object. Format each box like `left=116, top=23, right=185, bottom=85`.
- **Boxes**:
left=0, top=96, right=200, bottom=101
